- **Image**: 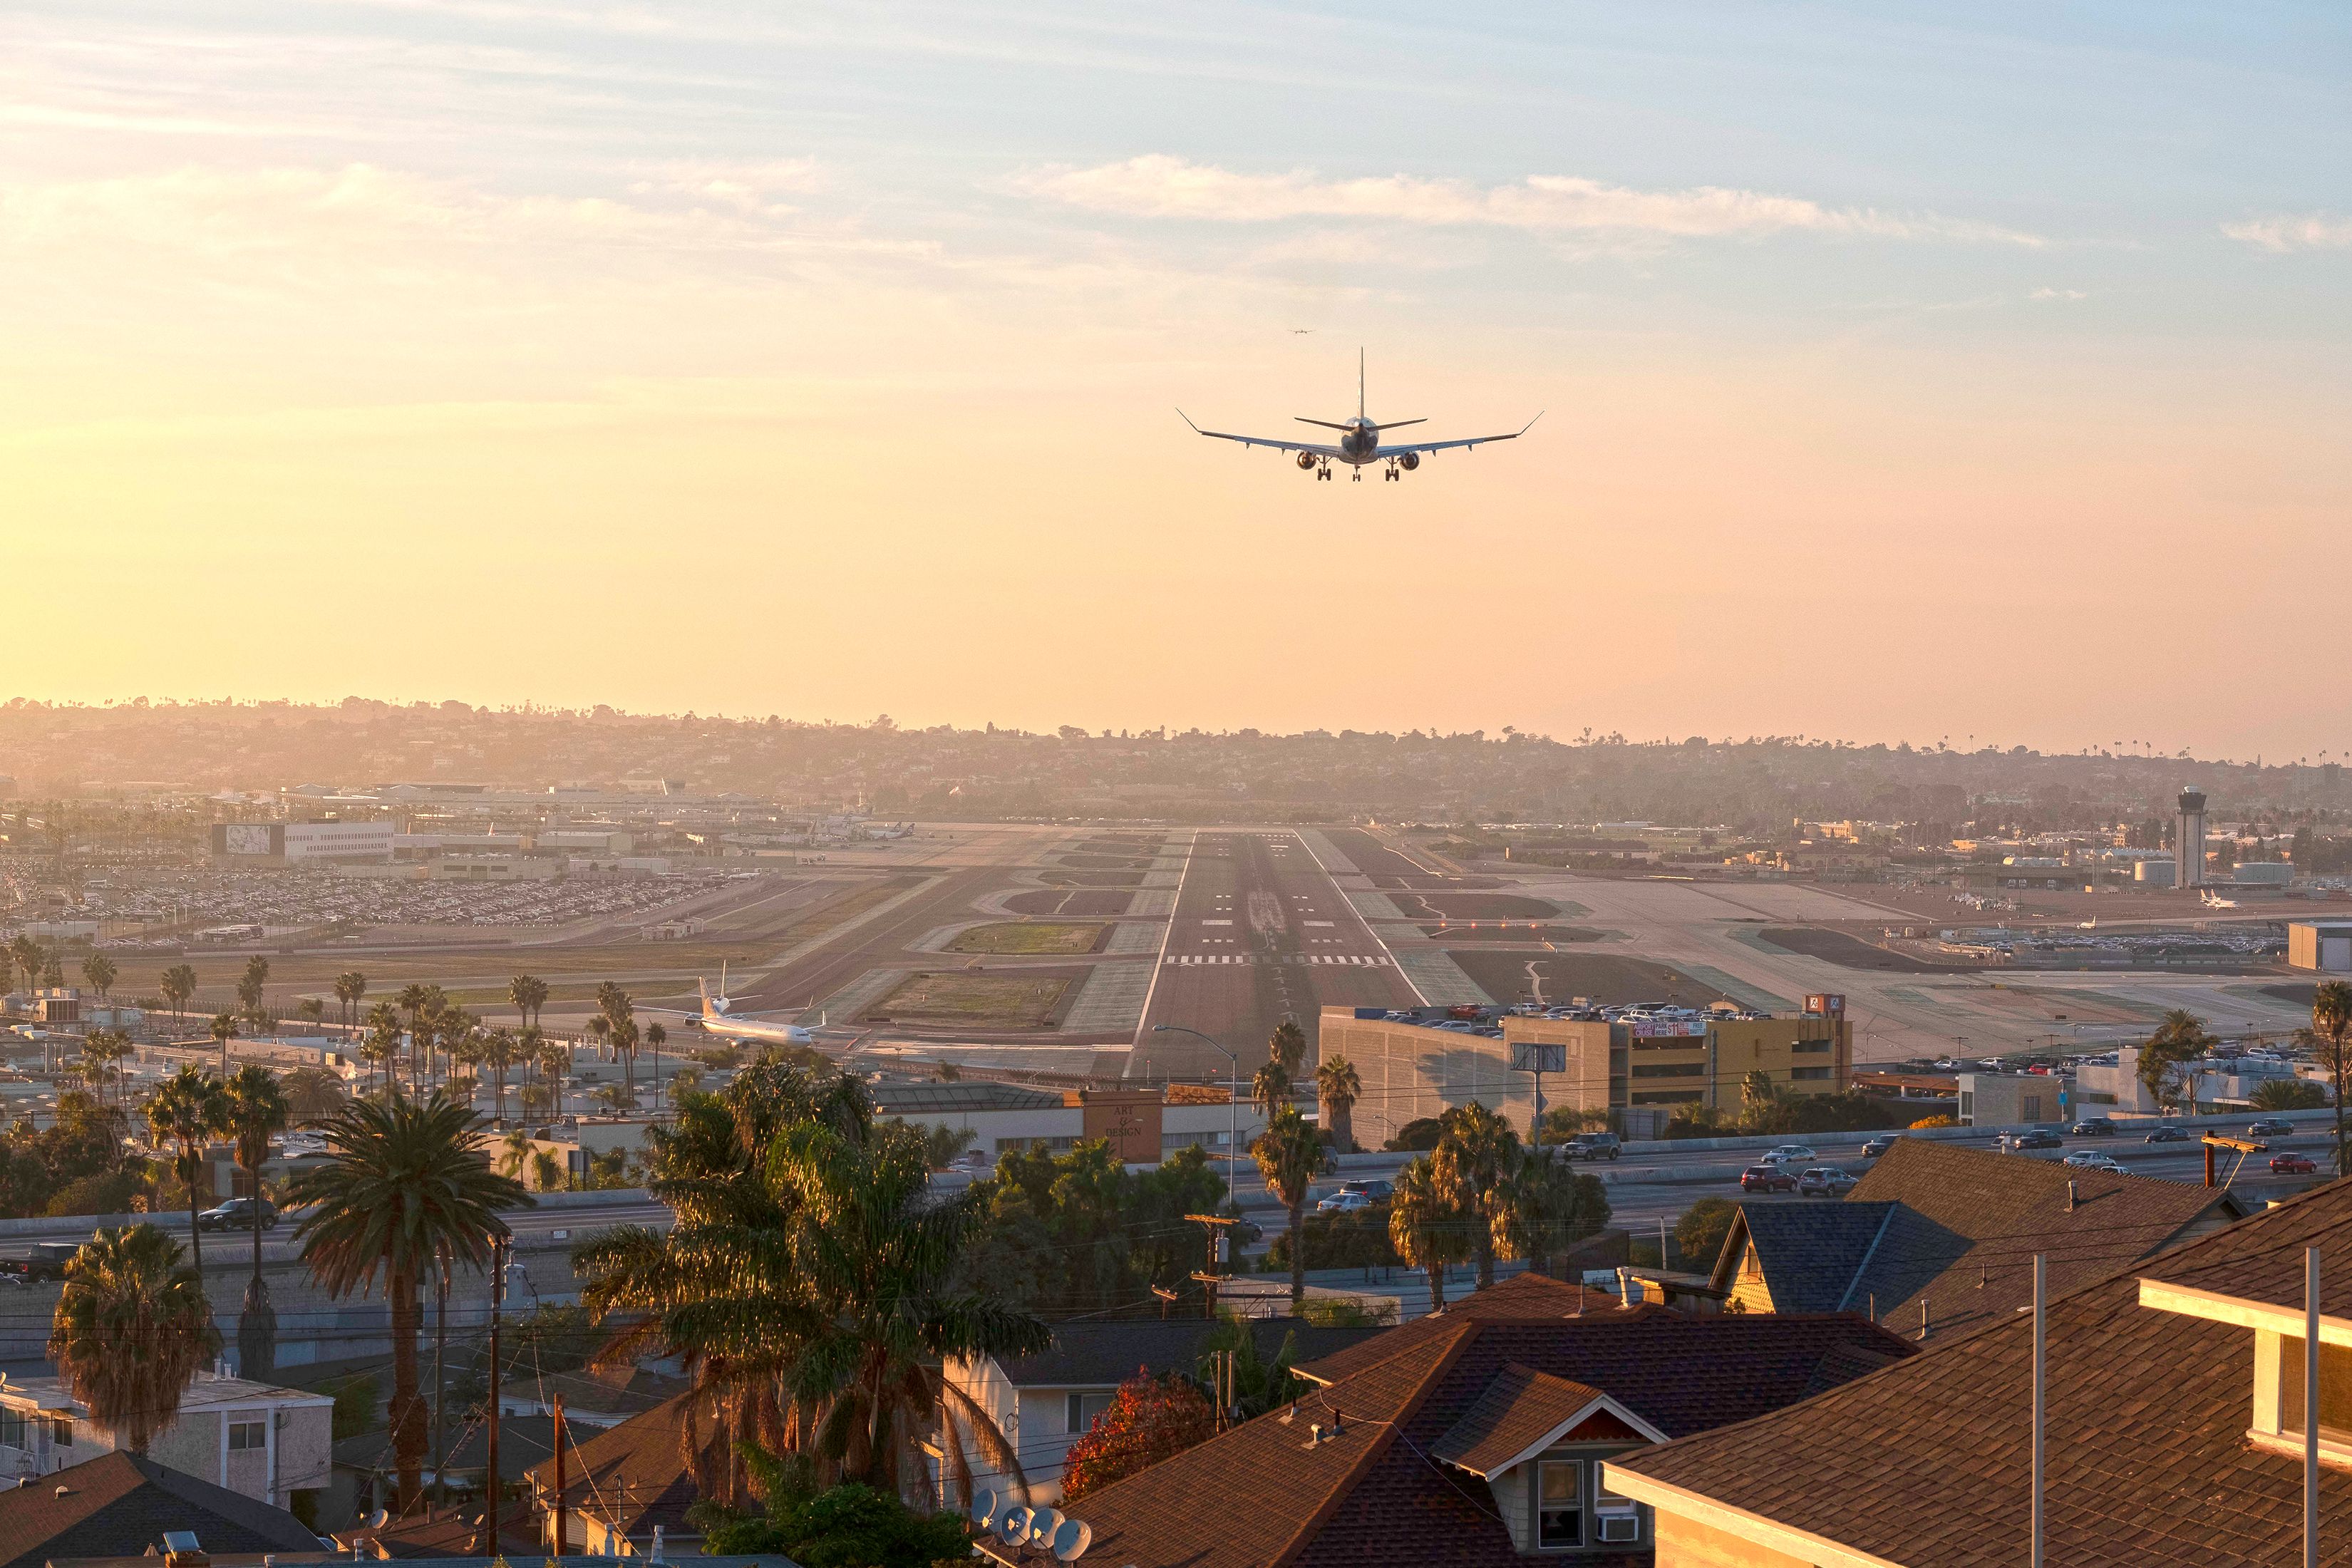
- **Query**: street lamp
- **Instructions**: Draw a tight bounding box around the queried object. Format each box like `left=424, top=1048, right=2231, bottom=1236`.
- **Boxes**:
left=1153, top=1025, right=1239, bottom=1197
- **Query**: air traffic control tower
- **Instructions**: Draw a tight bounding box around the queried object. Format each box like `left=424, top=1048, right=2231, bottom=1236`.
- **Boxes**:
left=2176, top=785, right=2209, bottom=889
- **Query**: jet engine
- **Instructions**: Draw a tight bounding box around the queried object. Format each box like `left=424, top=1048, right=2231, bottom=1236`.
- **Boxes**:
left=1296, top=451, right=1317, bottom=470
left=1398, top=452, right=1420, bottom=471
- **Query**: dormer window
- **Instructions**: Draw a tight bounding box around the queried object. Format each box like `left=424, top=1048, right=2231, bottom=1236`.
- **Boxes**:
left=2271, top=1335, right=2351, bottom=1453
left=1535, top=1459, right=1581, bottom=1548
left=2137, top=1271, right=2352, bottom=1469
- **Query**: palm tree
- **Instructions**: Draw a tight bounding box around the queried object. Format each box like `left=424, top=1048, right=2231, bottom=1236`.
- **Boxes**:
left=1432, top=1101, right=1521, bottom=1291
left=1252, top=1104, right=1332, bottom=1310
left=483, top=1028, right=521, bottom=1124
left=1250, top=1058, right=1291, bottom=1121
left=1316, top=1056, right=1361, bottom=1152
left=145, top=1066, right=229, bottom=1276
left=48, top=1224, right=217, bottom=1455
left=81, top=1030, right=131, bottom=1112
left=538, top=1038, right=572, bottom=1118
left=393, top=984, right=433, bottom=1090
left=361, top=1003, right=403, bottom=1098
left=287, top=1091, right=528, bottom=1514
left=1269, top=1019, right=1307, bottom=1078
left=1389, top=1155, right=1472, bottom=1313
left=281, top=1065, right=348, bottom=1122
left=2314, top=980, right=2352, bottom=1177
left=7, top=935, right=41, bottom=996
left=646, top=1021, right=667, bottom=1111
left=223, top=1065, right=289, bottom=1379
left=613, top=1018, right=641, bottom=1110
left=334, top=970, right=368, bottom=1031
left=1493, top=1147, right=1609, bottom=1278
left=235, top=956, right=270, bottom=1028
left=507, top=973, right=548, bottom=1031
left=160, top=964, right=197, bottom=1023
left=80, top=953, right=118, bottom=1002
left=210, top=1011, right=239, bottom=1077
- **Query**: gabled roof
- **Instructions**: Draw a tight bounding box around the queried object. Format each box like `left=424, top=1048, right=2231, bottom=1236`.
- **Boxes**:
left=1291, top=1269, right=1624, bottom=1386
left=987, top=1316, right=1383, bottom=1388
left=1713, top=1139, right=2244, bottom=1339
left=521, top=1392, right=708, bottom=1536
left=1068, top=1279, right=1914, bottom=1568
left=0, top=1451, right=321, bottom=1568
left=335, top=1415, right=559, bottom=1484
left=1430, top=1363, right=1664, bottom=1478
left=1614, top=1176, right=2352, bottom=1568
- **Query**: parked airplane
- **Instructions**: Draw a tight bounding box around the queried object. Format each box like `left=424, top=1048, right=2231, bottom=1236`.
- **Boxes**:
left=1178, top=350, right=1539, bottom=482
left=2199, top=890, right=2239, bottom=909
left=648, top=966, right=818, bottom=1048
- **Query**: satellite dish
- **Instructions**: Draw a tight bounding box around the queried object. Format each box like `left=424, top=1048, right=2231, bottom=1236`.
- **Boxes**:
left=1032, top=1507, right=1065, bottom=1545
left=366, top=1509, right=388, bottom=1530
left=1051, top=1519, right=1093, bottom=1562
left=971, top=1489, right=999, bottom=1530
left=997, top=1506, right=1033, bottom=1546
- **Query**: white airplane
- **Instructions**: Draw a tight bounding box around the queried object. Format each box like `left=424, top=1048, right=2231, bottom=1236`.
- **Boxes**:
left=2199, top=890, right=2239, bottom=909
left=1179, top=350, right=1539, bottom=483
left=648, top=966, right=817, bottom=1048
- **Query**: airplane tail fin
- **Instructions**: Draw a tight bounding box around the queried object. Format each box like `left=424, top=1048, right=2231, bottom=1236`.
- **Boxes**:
left=1358, top=347, right=1366, bottom=420
left=699, top=977, right=715, bottom=1017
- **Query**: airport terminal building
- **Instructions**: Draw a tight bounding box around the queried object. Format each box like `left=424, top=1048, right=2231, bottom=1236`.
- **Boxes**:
left=1319, top=996, right=1854, bottom=1147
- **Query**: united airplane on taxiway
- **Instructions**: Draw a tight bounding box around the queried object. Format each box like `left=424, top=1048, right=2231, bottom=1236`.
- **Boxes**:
left=1179, top=350, right=1539, bottom=482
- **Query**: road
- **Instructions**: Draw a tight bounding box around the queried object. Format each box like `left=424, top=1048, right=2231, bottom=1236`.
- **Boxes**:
left=1127, top=830, right=1421, bottom=1082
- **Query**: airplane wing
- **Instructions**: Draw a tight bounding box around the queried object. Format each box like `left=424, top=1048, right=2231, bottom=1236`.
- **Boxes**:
left=1177, top=410, right=1341, bottom=456
left=1381, top=412, right=1544, bottom=456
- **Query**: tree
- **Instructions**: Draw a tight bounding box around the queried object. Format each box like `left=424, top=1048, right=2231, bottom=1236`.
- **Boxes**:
left=80, top=1031, right=132, bottom=1110
left=286, top=1091, right=528, bottom=1515
left=334, top=971, right=368, bottom=1031
left=613, top=1018, right=641, bottom=1110
left=361, top=1003, right=403, bottom=1098
left=8, top=936, right=41, bottom=995
left=160, top=964, right=197, bottom=1021
left=1249, top=1058, right=1291, bottom=1121
left=281, top=1066, right=348, bottom=1122
left=1388, top=1155, right=1471, bottom=1313
left=1385, top=1116, right=1443, bottom=1152
left=1431, top=1101, right=1520, bottom=1291
left=481, top=1028, right=521, bottom=1124
left=223, top=1065, right=289, bottom=1380
left=1738, top=1068, right=1784, bottom=1129
left=1316, top=1056, right=1361, bottom=1152
left=235, top=956, right=270, bottom=1027
left=507, top=973, right=548, bottom=1031
left=1252, top=1104, right=1333, bottom=1310
left=2137, top=1009, right=2217, bottom=1116
left=2250, top=1077, right=2327, bottom=1113
left=210, top=1012, right=239, bottom=1077
left=393, top=984, right=433, bottom=1090
left=1268, top=1019, right=1306, bottom=1079
left=1493, top=1147, right=1609, bottom=1278
left=1059, top=1370, right=1217, bottom=1502
left=1673, top=1197, right=1741, bottom=1272
left=2314, top=981, right=2352, bottom=1177
left=702, top=1479, right=973, bottom=1568
left=80, top=954, right=117, bottom=1002
left=48, top=1224, right=217, bottom=1455
left=538, top=1038, right=572, bottom=1117
left=966, top=1142, right=1227, bottom=1315
left=647, top=1021, right=668, bottom=1110
left=144, top=1066, right=228, bottom=1275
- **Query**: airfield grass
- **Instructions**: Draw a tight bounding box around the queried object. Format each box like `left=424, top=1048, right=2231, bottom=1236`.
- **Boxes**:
left=863, top=971, right=1071, bottom=1029
left=947, top=922, right=1107, bottom=956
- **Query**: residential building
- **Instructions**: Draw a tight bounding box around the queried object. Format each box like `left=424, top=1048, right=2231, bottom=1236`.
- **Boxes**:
left=1053, top=1272, right=1912, bottom=1567
left=522, top=1392, right=713, bottom=1557
left=1706, top=1138, right=2246, bottom=1339
left=0, top=1452, right=324, bottom=1568
left=942, top=1317, right=1386, bottom=1505
left=1608, top=1170, right=2352, bottom=1567
left=331, top=1415, right=557, bottom=1529
left=0, top=1367, right=332, bottom=1510
left=1321, top=1001, right=1851, bottom=1150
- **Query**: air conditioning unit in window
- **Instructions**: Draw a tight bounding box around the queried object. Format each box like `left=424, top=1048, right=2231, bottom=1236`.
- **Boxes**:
left=1596, top=1510, right=1641, bottom=1544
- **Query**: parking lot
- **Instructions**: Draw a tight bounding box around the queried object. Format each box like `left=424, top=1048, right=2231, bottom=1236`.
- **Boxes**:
left=89, top=865, right=757, bottom=934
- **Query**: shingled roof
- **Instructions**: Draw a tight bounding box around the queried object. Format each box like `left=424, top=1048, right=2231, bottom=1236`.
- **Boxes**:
left=1711, top=1138, right=2246, bottom=1338
left=0, top=1451, right=321, bottom=1568
left=1613, top=1176, right=2352, bottom=1568
left=1290, top=1269, right=1621, bottom=1386
left=1067, top=1279, right=1914, bottom=1568
left=989, top=1316, right=1383, bottom=1388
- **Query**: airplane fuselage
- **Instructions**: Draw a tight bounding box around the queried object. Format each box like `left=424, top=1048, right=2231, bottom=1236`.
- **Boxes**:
left=1338, top=418, right=1381, bottom=463
left=699, top=1012, right=816, bottom=1048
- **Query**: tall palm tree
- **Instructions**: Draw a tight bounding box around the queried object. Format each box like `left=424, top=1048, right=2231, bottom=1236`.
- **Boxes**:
left=235, top=956, right=271, bottom=1029
left=393, top=984, right=433, bottom=1091
left=145, top=1066, right=229, bottom=1276
left=48, top=1224, right=217, bottom=1455
left=80, top=953, right=118, bottom=1002
left=646, top=1021, right=666, bottom=1111
left=1252, top=1104, right=1332, bottom=1309
left=1432, top=1101, right=1522, bottom=1291
left=1268, top=1019, right=1307, bottom=1078
left=223, top=1065, right=289, bottom=1379
left=2314, top=980, right=2352, bottom=1177
left=160, top=964, right=197, bottom=1023
left=1388, top=1155, right=1471, bottom=1314
left=613, top=1018, right=641, bottom=1110
left=1250, top=1058, right=1291, bottom=1121
left=483, top=1028, right=521, bottom=1124
left=287, top=1092, right=528, bottom=1515
left=538, top=1038, right=572, bottom=1118
left=1316, top=1056, right=1361, bottom=1153
left=507, top=973, right=548, bottom=1032
left=361, top=1002, right=403, bottom=1098
left=210, top=1012, right=239, bottom=1077
left=1493, top=1147, right=1609, bottom=1278
left=334, top=971, right=368, bottom=1031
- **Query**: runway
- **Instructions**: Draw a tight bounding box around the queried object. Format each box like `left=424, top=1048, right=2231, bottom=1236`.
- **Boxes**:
left=1127, top=829, right=1421, bottom=1082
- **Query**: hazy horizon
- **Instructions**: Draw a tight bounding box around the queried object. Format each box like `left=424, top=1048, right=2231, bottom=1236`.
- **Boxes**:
left=6, top=4, right=2346, bottom=756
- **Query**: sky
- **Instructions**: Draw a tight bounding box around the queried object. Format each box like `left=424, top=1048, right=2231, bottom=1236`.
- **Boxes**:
left=4, top=3, right=2348, bottom=758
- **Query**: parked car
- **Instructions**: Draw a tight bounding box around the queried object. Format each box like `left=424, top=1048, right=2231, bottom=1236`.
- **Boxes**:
left=197, top=1197, right=279, bottom=1232
left=1566, top=1133, right=1622, bottom=1162
left=1797, top=1167, right=1858, bottom=1197
left=0, top=1242, right=85, bottom=1283
left=2247, top=1119, right=2296, bottom=1140
left=2003, top=1130, right=2065, bottom=1152
left=1740, top=1165, right=1797, bottom=1194
left=1860, top=1135, right=1897, bottom=1159
left=2144, top=1125, right=2190, bottom=1143
left=2068, top=1118, right=2115, bottom=1138
left=2270, top=1154, right=2318, bottom=1175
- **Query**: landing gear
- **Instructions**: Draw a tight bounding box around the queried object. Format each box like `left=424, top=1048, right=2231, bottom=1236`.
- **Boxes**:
left=1383, top=460, right=1401, bottom=482
left=1314, top=459, right=1334, bottom=481
left=1351, top=468, right=1363, bottom=482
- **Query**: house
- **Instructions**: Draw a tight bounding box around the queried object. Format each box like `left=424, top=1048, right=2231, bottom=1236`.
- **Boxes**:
left=944, top=1316, right=1388, bottom=1505
left=0, top=1366, right=334, bottom=1510
left=1052, top=1272, right=1914, bottom=1566
left=1606, top=1172, right=2352, bottom=1566
left=1706, top=1138, right=2247, bottom=1339
left=497, top=1365, right=688, bottom=1430
left=330, top=1415, right=558, bottom=1528
left=0, top=1450, right=323, bottom=1568
left=522, top=1391, right=718, bottom=1556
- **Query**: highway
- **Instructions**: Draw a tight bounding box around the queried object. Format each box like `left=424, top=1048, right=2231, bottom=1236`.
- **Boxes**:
left=1128, top=830, right=1421, bottom=1081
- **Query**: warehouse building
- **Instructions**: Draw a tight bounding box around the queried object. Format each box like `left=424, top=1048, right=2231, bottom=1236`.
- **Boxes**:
left=211, top=819, right=395, bottom=865
left=2287, top=919, right=2352, bottom=973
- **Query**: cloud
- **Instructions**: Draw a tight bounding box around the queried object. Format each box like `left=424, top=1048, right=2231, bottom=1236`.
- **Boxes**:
left=1015, top=155, right=2041, bottom=246
left=2222, top=214, right=2352, bottom=252
left=630, top=158, right=825, bottom=216
left=2028, top=287, right=2087, bottom=300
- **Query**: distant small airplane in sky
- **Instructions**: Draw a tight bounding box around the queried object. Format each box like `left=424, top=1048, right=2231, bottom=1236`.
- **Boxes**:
left=1290, top=328, right=1314, bottom=334
left=1179, top=349, right=1539, bottom=482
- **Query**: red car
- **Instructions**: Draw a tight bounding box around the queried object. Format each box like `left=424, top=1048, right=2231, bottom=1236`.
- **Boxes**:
left=1740, top=1165, right=1797, bottom=1193
left=2270, top=1154, right=2318, bottom=1175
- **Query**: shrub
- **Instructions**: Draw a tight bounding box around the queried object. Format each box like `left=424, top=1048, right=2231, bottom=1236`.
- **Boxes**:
left=43, top=1169, right=145, bottom=1218
left=1909, top=1114, right=1957, bottom=1130
left=1262, top=1205, right=1399, bottom=1273
left=1673, top=1197, right=1740, bottom=1269
left=1061, top=1370, right=1217, bottom=1501
left=2250, top=1078, right=2327, bottom=1112
left=1386, top=1117, right=1443, bottom=1152
left=703, top=1482, right=970, bottom=1568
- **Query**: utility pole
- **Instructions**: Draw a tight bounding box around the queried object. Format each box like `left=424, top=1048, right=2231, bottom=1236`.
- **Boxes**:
left=433, top=1258, right=449, bottom=1512
left=1187, top=1213, right=1234, bottom=1319
left=551, top=1393, right=567, bottom=1558
left=485, top=1237, right=506, bottom=1550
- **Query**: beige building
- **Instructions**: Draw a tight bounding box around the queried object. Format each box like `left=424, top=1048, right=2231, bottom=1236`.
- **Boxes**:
left=0, top=1366, right=332, bottom=1509
left=1319, top=1002, right=1852, bottom=1148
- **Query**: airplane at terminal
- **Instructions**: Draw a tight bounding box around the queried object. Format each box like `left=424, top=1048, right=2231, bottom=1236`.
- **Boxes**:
left=1178, top=350, right=1539, bottom=482
left=649, top=966, right=817, bottom=1048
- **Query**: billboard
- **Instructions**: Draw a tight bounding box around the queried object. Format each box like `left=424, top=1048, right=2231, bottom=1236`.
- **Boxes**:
left=1510, top=1041, right=1569, bottom=1074
left=215, top=823, right=282, bottom=857
left=1804, top=993, right=1847, bottom=1018
left=1629, top=1019, right=1708, bottom=1039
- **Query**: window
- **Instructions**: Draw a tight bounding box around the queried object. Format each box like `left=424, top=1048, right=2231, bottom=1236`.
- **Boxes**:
left=229, top=1420, right=267, bottom=1451
left=51, top=1418, right=71, bottom=1448
left=1790, top=1041, right=1832, bottom=1055
left=1535, top=1460, right=1582, bottom=1549
left=0, top=1410, right=24, bottom=1449
left=1629, top=1062, right=1703, bottom=1078
left=1790, top=1066, right=1833, bottom=1080
left=1063, top=1393, right=1113, bottom=1435
left=2281, top=1337, right=2352, bottom=1444
left=1629, top=1089, right=1703, bottom=1105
